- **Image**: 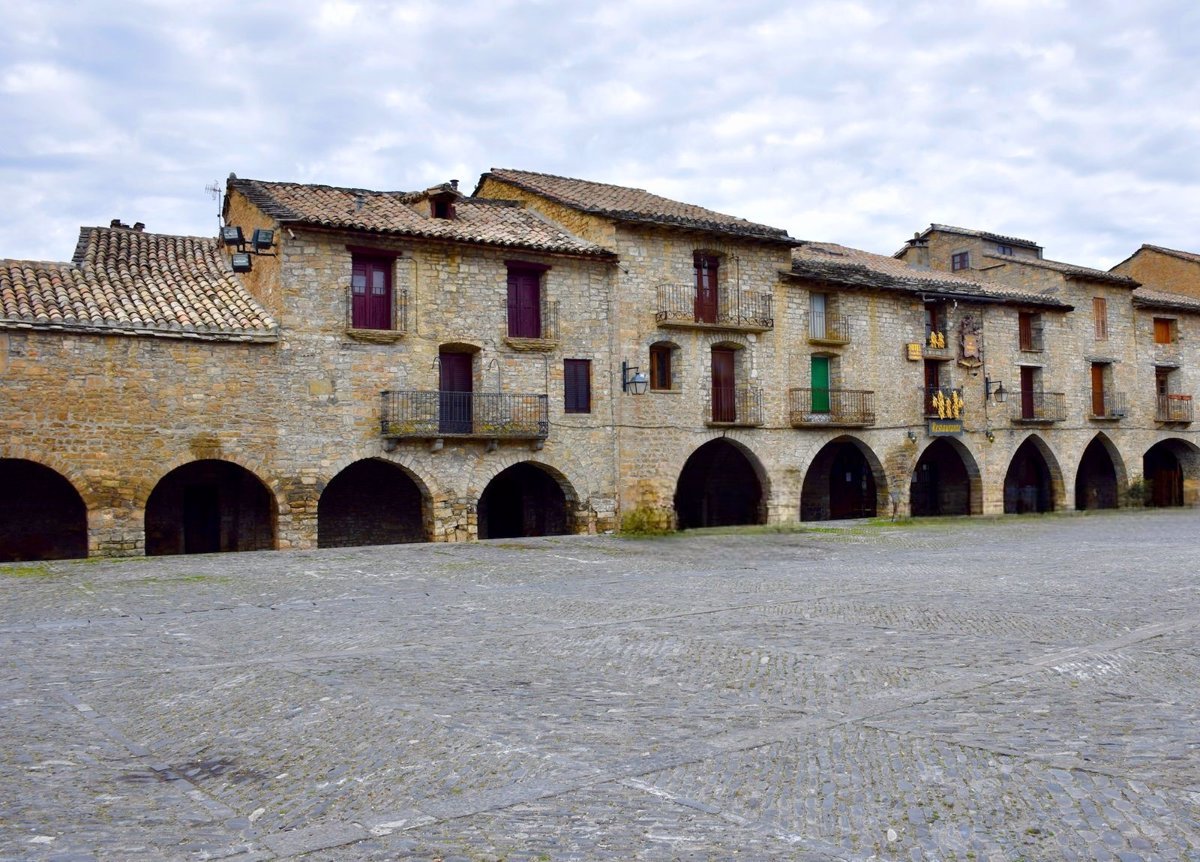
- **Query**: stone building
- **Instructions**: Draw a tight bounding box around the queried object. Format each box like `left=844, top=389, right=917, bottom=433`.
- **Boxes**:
left=3, top=174, right=1200, bottom=562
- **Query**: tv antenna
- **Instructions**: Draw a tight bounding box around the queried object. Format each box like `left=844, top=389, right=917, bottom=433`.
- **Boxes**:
left=205, top=180, right=222, bottom=227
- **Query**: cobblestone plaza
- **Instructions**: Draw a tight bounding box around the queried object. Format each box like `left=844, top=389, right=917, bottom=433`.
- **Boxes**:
left=3, top=510, right=1199, bottom=860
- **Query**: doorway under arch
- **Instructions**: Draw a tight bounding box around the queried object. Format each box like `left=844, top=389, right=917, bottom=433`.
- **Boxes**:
left=909, top=438, right=980, bottom=517
left=478, top=462, right=572, bottom=539
left=145, top=460, right=276, bottom=556
left=1143, top=439, right=1199, bottom=508
left=800, top=437, right=884, bottom=521
left=318, top=459, right=430, bottom=548
left=1075, top=435, right=1122, bottom=510
left=1004, top=436, right=1061, bottom=514
left=0, top=459, right=88, bottom=562
left=674, top=438, right=766, bottom=529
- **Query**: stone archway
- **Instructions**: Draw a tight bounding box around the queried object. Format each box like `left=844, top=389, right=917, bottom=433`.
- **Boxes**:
left=318, top=459, right=431, bottom=548
left=1143, top=439, right=1200, bottom=508
left=0, top=459, right=88, bottom=562
left=800, top=437, right=885, bottom=521
left=1075, top=435, right=1122, bottom=511
left=674, top=438, right=766, bottom=529
left=145, top=459, right=276, bottom=556
left=478, top=462, right=572, bottom=539
left=1004, top=436, right=1062, bottom=514
left=909, top=438, right=980, bottom=517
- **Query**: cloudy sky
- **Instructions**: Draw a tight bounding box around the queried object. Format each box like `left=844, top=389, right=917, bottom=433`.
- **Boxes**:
left=2, top=0, right=1197, bottom=268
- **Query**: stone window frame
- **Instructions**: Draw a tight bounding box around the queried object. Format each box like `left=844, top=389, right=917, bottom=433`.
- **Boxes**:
left=950, top=250, right=970, bottom=271
left=648, top=340, right=681, bottom=392
left=345, top=245, right=405, bottom=342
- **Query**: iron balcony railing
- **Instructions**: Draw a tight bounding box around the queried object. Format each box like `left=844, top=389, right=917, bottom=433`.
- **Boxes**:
left=656, top=283, right=773, bottom=331
left=1156, top=393, right=1194, bottom=423
left=808, top=313, right=850, bottom=344
left=924, top=386, right=965, bottom=419
left=381, top=390, right=549, bottom=439
left=789, top=388, right=876, bottom=427
left=1011, top=391, right=1067, bottom=422
left=507, top=299, right=558, bottom=341
left=704, top=384, right=764, bottom=427
left=1088, top=391, right=1127, bottom=419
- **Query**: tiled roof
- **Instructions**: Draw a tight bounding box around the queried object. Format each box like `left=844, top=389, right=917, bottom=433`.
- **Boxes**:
left=227, top=177, right=614, bottom=259
left=479, top=168, right=796, bottom=244
left=981, top=253, right=1138, bottom=287
left=1119, top=244, right=1200, bottom=268
left=917, top=224, right=1041, bottom=249
left=789, top=242, right=1073, bottom=308
left=1132, top=286, right=1200, bottom=312
left=0, top=227, right=278, bottom=341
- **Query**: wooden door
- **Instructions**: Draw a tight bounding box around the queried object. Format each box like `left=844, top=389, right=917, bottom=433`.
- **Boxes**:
left=711, top=348, right=735, bottom=422
left=1020, top=366, right=1036, bottom=419
left=1091, top=364, right=1106, bottom=417
left=694, top=255, right=718, bottom=323
left=439, top=352, right=473, bottom=434
left=506, top=270, right=541, bottom=338
left=810, top=356, right=830, bottom=413
left=183, top=485, right=220, bottom=554
left=923, top=360, right=941, bottom=413
left=352, top=258, right=391, bottom=330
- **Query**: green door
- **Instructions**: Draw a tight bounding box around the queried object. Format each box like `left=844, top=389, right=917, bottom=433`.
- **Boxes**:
left=811, top=356, right=830, bottom=413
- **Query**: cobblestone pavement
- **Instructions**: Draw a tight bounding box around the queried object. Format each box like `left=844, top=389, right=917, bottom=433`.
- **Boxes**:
left=3, top=510, right=1200, bottom=861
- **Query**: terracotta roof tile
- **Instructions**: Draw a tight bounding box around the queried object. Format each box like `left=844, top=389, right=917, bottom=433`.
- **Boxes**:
left=981, top=253, right=1138, bottom=287
left=790, top=242, right=1072, bottom=309
left=1132, top=286, right=1200, bottom=312
left=1134, top=244, right=1200, bottom=265
left=0, top=227, right=278, bottom=341
left=227, top=177, right=614, bottom=259
left=480, top=168, right=795, bottom=244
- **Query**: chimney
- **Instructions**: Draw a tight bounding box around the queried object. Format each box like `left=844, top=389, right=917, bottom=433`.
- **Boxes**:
left=450, top=179, right=459, bottom=190
left=133, top=222, right=145, bottom=232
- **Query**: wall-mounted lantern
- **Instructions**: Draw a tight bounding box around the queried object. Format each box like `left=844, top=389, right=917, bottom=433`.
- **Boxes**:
left=621, top=360, right=649, bottom=395
left=985, top=377, right=1007, bottom=404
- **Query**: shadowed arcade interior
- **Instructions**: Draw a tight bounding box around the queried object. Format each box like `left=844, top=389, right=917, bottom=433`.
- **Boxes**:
left=674, top=438, right=765, bottom=529
left=1004, top=437, right=1057, bottom=514
left=318, top=458, right=430, bottom=548
left=478, top=462, right=571, bottom=539
left=801, top=437, right=882, bottom=521
left=0, top=459, right=88, bottom=562
left=144, top=459, right=276, bottom=556
left=1075, top=435, right=1121, bottom=510
left=910, top=438, right=978, bottom=517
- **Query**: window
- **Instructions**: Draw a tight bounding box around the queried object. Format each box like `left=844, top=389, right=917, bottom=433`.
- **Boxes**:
left=951, top=251, right=970, bottom=271
left=1018, top=312, right=1043, bottom=352
left=649, top=344, right=673, bottom=391
left=564, top=359, right=591, bottom=413
left=809, top=292, right=828, bottom=339
left=1090, top=362, right=1109, bottom=417
left=507, top=264, right=545, bottom=338
left=351, top=255, right=393, bottom=329
left=694, top=253, right=719, bottom=323
left=1154, top=317, right=1177, bottom=344
left=997, top=244, right=1014, bottom=256
left=1093, top=297, right=1108, bottom=340
left=925, top=303, right=947, bottom=347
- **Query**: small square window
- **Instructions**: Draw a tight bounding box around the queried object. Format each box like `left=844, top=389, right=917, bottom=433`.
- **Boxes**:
left=951, top=251, right=970, bottom=271
left=1154, top=317, right=1177, bottom=344
left=649, top=345, right=673, bottom=390
left=996, top=244, right=1014, bottom=256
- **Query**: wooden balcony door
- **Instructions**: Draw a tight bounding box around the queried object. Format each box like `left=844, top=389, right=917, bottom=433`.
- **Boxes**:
left=1091, top=363, right=1106, bottom=416
left=439, top=352, right=473, bottom=434
left=711, top=348, right=736, bottom=422
left=1020, top=366, right=1037, bottom=419
left=694, top=255, right=719, bottom=323
left=811, top=356, right=831, bottom=413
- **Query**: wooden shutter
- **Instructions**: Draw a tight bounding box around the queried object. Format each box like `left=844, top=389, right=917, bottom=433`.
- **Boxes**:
left=438, top=353, right=473, bottom=434
left=810, top=356, right=830, bottom=413
left=352, top=257, right=392, bottom=330
left=711, top=348, right=735, bottom=422
left=1155, top=318, right=1173, bottom=344
left=650, top=346, right=671, bottom=390
left=507, top=269, right=542, bottom=338
left=1091, top=363, right=1106, bottom=417
left=564, top=359, right=591, bottom=413
left=694, top=255, right=718, bottom=323
left=1093, top=297, right=1108, bottom=339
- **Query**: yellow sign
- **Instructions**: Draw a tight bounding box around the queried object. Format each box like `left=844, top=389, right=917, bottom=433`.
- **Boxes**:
left=906, top=342, right=922, bottom=361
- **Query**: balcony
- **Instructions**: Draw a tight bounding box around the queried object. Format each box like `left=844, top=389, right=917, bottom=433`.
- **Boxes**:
left=789, top=388, right=875, bottom=427
left=504, top=300, right=559, bottom=351
left=1088, top=391, right=1127, bottom=420
left=808, top=314, right=850, bottom=346
left=924, top=387, right=965, bottom=419
left=656, top=284, right=773, bottom=332
left=1156, top=393, right=1194, bottom=423
left=923, top=326, right=952, bottom=358
left=704, top=385, right=764, bottom=427
left=381, top=390, right=549, bottom=440
left=346, top=289, right=409, bottom=343
left=1011, top=391, right=1067, bottom=423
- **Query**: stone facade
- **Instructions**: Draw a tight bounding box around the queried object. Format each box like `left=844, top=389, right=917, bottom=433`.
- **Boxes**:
left=4, top=177, right=1200, bottom=562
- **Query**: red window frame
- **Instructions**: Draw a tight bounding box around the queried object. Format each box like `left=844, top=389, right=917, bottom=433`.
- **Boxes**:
left=649, top=345, right=672, bottom=390
left=564, top=359, right=591, bottom=414
left=350, top=254, right=393, bottom=330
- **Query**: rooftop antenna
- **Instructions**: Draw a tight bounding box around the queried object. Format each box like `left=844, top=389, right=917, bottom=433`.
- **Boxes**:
left=205, top=180, right=222, bottom=229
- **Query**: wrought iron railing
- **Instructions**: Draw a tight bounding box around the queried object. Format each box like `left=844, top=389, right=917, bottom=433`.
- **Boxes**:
left=655, top=283, right=773, bottom=330
left=1156, top=393, right=1194, bottom=423
left=924, top=386, right=965, bottom=419
left=1088, top=391, right=1127, bottom=419
left=704, top=385, right=764, bottom=426
left=507, top=299, right=558, bottom=341
left=789, top=388, right=875, bottom=427
left=809, top=313, right=850, bottom=344
left=380, top=390, right=549, bottom=438
left=1011, top=391, right=1067, bottom=422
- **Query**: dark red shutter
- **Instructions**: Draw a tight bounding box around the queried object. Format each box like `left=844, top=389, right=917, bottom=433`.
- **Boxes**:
left=694, top=255, right=718, bottom=323
left=439, top=353, right=473, bottom=434
left=564, top=359, right=591, bottom=413
left=711, top=348, right=735, bottom=422
left=507, top=270, right=541, bottom=338
left=352, top=257, right=392, bottom=329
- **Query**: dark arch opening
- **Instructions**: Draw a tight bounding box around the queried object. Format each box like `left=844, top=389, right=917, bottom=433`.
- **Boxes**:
left=1143, top=440, right=1196, bottom=508
left=318, top=459, right=429, bottom=548
left=478, top=462, right=571, bottom=539
left=0, top=459, right=88, bottom=562
left=910, top=438, right=977, bottom=517
left=801, top=437, right=882, bottom=521
left=145, top=460, right=275, bottom=556
left=674, top=439, right=765, bottom=529
left=1004, top=438, right=1056, bottom=513
left=1075, top=436, right=1120, bottom=510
